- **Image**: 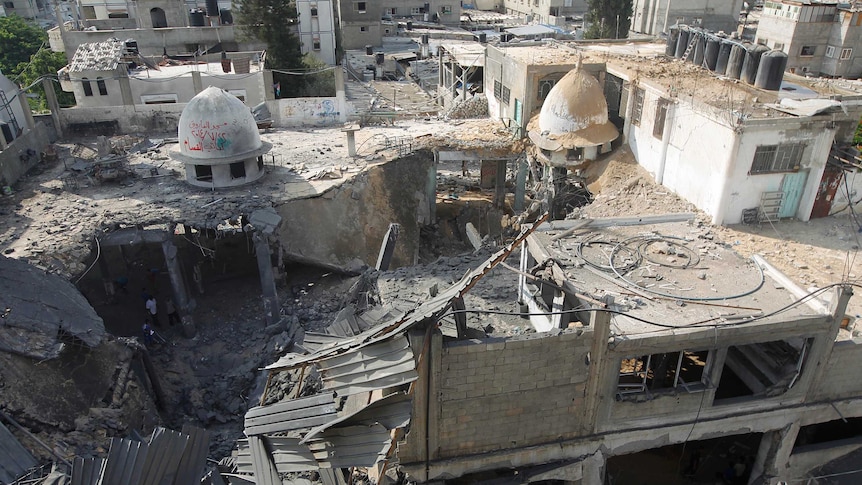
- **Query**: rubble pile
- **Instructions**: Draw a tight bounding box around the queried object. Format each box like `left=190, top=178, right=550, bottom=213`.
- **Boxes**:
left=446, top=94, right=490, bottom=119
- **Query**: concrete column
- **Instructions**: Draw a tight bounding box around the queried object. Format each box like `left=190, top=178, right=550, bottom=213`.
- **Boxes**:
left=97, top=244, right=114, bottom=298
left=582, top=451, right=606, bottom=485
left=254, top=232, right=280, bottom=326
left=162, top=232, right=196, bottom=337
left=655, top=101, right=674, bottom=185
left=263, top=70, right=275, bottom=101
left=514, top=157, right=528, bottom=212
left=40, top=78, right=61, bottom=138
left=749, top=423, right=800, bottom=485
left=119, top=75, right=134, bottom=107
left=191, top=71, right=203, bottom=95
left=334, top=67, right=347, bottom=123
left=494, top=159, right=507, bottom=208
left=16, top=89, right=35, bottom=131
left=582, top=308, right=611, bottom=434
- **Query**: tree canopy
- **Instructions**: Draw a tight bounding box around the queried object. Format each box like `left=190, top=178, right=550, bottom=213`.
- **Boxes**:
left=0, top=15, right=46, bottom=77
left=234, top=0, right=307, bottom=96
left=584, top=0, right=633, bottom=40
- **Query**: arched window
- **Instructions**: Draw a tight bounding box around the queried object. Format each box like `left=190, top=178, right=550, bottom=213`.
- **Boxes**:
left=82, top=77, right=93, bottom=96
left=96, top=77, right=107, bottom=95
left=150, top=7, right=167, bottom=28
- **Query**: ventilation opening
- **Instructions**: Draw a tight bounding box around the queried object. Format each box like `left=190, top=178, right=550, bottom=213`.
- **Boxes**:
left=230, top=162, right=246, bottom=179
left=194, top=165, right=213, bottom=181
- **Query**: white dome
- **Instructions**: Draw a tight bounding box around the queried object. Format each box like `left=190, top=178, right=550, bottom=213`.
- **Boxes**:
left=538, top=68, right=612, bottom=135
left=175, top=86, right=268, bottom=163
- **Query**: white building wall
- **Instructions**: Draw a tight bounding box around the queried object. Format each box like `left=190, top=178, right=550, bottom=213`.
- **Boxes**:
left=296, top=0, right=337, bottom=65
left=0, top=71, right=29, bottom=137
left=130, top=72, right=266, bottom=106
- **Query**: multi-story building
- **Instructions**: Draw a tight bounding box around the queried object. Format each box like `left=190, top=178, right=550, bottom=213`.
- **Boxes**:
left=755, top=0, right=862, bottom=78
left=630, top=0, right=744, bottom=36
left=336, top=0, right=461, bottom=50
left=297, top=0, right=338, bottom=65
left=0, top=0, right=44, bottom=19
left=500, top=0, right=588, bottom=26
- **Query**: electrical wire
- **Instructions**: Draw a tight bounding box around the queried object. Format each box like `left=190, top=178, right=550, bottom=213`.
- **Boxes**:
left=74, top=235, right=101, bottom=283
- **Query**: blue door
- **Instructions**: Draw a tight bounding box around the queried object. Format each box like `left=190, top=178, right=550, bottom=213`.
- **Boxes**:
left=779, top=171, right=808, bottom=219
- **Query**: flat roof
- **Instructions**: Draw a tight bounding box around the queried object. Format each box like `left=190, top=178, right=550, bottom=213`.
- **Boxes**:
left=129, top=60, right=262, bottom=79
left=530, top=219, right=828, bottom=338
left=440, top=42, right=486, bottom=67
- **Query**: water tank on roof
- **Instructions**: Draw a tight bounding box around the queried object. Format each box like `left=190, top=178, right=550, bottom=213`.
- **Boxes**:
left=704, top=37, right=720, bottom=71
left=675, top=27, right=690, bottom=58
left=666, top=26, right=680, bottom=57
left=754, top=49, right=788, bottom=90
left=741, top=43, right=769, bottom=84
left=476, top=33, right=487, bottom=43
left=406, top=20, right=413, bottom=30
left=205, top=0, right=219, bottom=17
left=421, top=33, right=429, bottom=44
left=726, top=41, right=748, bottom=79
left=715, top=40, right=733, bottom=74
left=375, top=52, right=384, bottom=65
left=189, top=9, right=205, bottom=26
left=691, top=33, right=706, bottom=65
left=365, top=44, right=373, bottom=55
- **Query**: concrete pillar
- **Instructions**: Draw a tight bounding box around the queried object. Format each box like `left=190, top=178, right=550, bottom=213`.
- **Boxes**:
left=494, top=159, right=507, bottom=209
left=191, top=71, right=203, bottom=95
left=514, top=157, right=528, bottom=212
left=254, top=232, right=280, bottom=326
left=119, top=75, right=134, bottom=107
left=40, top=78, right=61, bottom=138
left=97, top=244, right=114, bottom=298
left=427, top=158, right=437, bottom=222
left=16, top=89, right=35, bottom=131
left=749, top=423, right=800, bottom=485
left=263, top=69, right=275, bottom=101
left=162, top=233, right=196, bottom=337
left=343, top=126, right=359, bottom=156
left=334, top=67, right=347, bottom=123
left=582, top=451, right=605, bottom=485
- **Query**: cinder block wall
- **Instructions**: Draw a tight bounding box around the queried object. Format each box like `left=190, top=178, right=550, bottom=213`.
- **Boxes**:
left=437, top=330, right=593, bottom=457
left=810, top=339, right=862, bottom=401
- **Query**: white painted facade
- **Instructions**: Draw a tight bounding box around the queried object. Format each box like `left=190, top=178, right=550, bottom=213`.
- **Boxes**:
left=0, top=70, right=31, bottom=143
left=631, top=0, right=743, bottom=36
left=621, top=73, right=862, bottom=225
left=296, top=0, right=338, bottom=65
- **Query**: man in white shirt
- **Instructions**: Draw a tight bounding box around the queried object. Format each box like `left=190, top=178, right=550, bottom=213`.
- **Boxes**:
left=146, top=295, right=160, bottom=327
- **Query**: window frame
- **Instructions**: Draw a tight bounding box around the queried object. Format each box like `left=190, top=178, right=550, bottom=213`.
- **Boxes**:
left=631, top=87, right=645, bottom=126
left=750, top=143, right=806, bottom=174
left=310, top=5, right=318, bottom=16
left=82, top=78, right=93, bottom=97
left=653, top=98, right=670, bottom=139
left=354, top=1, right=366, bottom=13
left=96, top=77, right=107, bottom=96
left=825, top=45, right=836, bottom=58
left=800, top=45, right=816, bottom=56
left=617, top=350, right=711, bottom=401
left=841, top=48, right=853, bottom=60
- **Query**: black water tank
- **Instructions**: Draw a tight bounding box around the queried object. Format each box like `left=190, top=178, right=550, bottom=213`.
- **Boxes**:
left=675, top=27, right=690, bottom=58
left=666, top=26, right=680, bottom=57
left=726, top=41, right=748, bottom=79
left=476, top=33, right=487, bottom=43
left=754, top=49, right=788, bottom=90
left=704, top=37, right=720, bottom=70
left=741, top=43, right=769, bottom=84
left=375, top=52, right=384, bottom=65
left=715, top=40, right=733, bottom=74
left=219, top=8, right=232, bottom=24
left=205, top=0, right=219, bottom=17
left=365, top=44, right=373, bottom=55
left=421, top=33, right=429, bottom=44
left=691, top=33, right=705, bottom=65
left=189, top=9, right=205, bottom=26
left=406, top=21, right=413, bottom=30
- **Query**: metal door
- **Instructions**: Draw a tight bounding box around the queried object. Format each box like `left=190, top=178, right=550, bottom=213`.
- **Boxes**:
left=811, top=165, right=844, bottom=218
left=514, top=98, right=522, bottom=128
left=779, top=171, right=809, bottom=219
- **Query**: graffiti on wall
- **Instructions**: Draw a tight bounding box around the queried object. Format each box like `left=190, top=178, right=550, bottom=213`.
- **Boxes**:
left=183, top=120, right=233, bottom=152
left=279, top=98, right=342, bottom=126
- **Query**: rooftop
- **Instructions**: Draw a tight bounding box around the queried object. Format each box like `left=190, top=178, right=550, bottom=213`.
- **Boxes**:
left=531, top=218, right=831, bottom=338
left=129, top=59, right=262, bottom=80
left=68, top=38, right=125, bottom=72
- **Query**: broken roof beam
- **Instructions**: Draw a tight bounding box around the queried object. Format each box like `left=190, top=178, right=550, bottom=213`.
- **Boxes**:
left=435, top=150, right=514, bottom=161
left=98, top=227, right=170, bottom=247
left=752, top=254, right=830, bottom=314
left=536, top=212, right=697, bottom=232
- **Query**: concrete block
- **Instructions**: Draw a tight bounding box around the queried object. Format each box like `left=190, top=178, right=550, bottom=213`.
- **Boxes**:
left=466, top=388, right=485, bottom=398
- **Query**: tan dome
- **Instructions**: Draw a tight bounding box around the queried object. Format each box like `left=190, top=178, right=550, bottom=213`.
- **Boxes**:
left=172, top=86, right=271, bottom=164
left=528, top=66, right=618, bottom=149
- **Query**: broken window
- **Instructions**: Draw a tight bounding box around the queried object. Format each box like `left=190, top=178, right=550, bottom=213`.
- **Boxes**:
left=194, top=165, right=212, bottom=181
left=631, top=87, right=645, bottom=126
left=566, top=147, right=583, bottom=161
left=230, top=162, right=246, bottom=179
left=82, top=78, right=93, bottom=97
left=617, top=350, right=710, bottom=400
left=750, top=143, right=805, bottom=174
left=537, top=77, right=557, bottom=101
left=96, top=78, right=107, bottom=96
left=715, top=339, right=812, bottom=402
left=800, top=45, right=816, bottom=56
left=841, top=48, right=853, bottom=60
left=653, top=98, right=670, bottom=139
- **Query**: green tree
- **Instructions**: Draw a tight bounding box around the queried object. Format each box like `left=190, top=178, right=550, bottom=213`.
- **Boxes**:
left=17, top=49, right=76, bottom=110
left=234, top=0, right=306, bottom=96
left=584, top=0, right=633, bottom=40
left=0, top=15, right=45, bottom=77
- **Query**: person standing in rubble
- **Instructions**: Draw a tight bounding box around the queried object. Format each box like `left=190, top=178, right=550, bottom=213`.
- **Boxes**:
left=146, top=295, right=160, bottom=327
left=165, top=298, right=181, bottom=326
left=142, top=322, right=155, bottom=346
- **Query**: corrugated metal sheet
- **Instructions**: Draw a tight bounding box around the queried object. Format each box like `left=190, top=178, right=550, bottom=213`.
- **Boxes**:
left=306, top=424, right=392, bottom=469
left=317, top=335, right=418, bottom=396
left=70, top=457, right=104, bottom=485
left=233, top=439, right=254, bottom=474
left=301, top=392, right=412, bottom=444
left=248, top=435, right=280, bottom=485
left=100, top=437, right=148, bottom=485
left=268, top=436, right=319, bottom=473
left=138, top=427, right=189, bottom=485
left=245, top=392, right=339, bottom=436
left=317, top=468, right=348, bottom=485
left=263, top=215, right=546, bottom=372
left=0, top=420, right=37, bottom=484
left=172, top=425, right=211, bottom=485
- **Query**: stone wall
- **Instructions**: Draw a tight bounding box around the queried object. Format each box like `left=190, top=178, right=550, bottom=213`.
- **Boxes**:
left=275, top=151, right=434, bottom=271
left=0, top=123, right=51, bottom=186
left=271, top=97, right=350, bottom=127
left=810, top=339, right=862, bottom=401
left=435, top=329, right=593, bottom=457
left=61, top=105, right=185, bottom=135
